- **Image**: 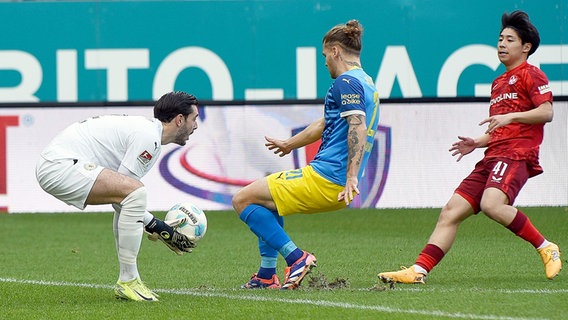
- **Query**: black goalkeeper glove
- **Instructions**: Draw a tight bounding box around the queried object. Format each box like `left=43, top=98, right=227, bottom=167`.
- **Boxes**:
left=145, top=217, right=197, bottom=255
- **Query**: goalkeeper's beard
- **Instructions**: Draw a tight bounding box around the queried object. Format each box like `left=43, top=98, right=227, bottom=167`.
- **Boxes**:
left=173, top=126, right=195, bottom=146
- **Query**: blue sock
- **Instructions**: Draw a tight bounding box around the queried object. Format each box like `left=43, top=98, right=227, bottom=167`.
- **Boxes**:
left=270, top=213, right=303, bottom=266
left=257, top=239, right=278, bottom=279
left=284, top=248, right=304, bottom=266
left=239, top=204, right=292, bottom=256
left=257, top=257, right=277, bottom=279
left=274, top=212, right=284, bottom=228
left=256, top=210, right=284, bottom=279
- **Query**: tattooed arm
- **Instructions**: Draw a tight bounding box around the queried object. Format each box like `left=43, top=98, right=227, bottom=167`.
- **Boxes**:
left=338, top=113, right=367, bottom=205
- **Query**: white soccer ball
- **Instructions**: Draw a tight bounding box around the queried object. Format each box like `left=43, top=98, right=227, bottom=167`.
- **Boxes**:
left=165, top=202, right=207, bottom=241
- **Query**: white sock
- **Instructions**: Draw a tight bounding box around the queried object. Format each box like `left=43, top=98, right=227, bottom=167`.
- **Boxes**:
left=413, top=265, right=428, bottom=275
left=536, top=240, right=551, bottom=250
left=117, top=187, right=146, bottom=282
left=119, top=263, right=139, bottom=283
left=112, top=204, right=121, bottom=257
left=143, top=210, right=154, bottom=226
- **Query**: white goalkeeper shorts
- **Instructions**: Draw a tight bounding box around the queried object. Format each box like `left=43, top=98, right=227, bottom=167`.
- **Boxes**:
left=35, top=156, right=104, bottom=210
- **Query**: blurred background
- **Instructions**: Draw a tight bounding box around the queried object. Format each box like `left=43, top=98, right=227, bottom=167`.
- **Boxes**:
left=0, top=0, right=566, bottom=213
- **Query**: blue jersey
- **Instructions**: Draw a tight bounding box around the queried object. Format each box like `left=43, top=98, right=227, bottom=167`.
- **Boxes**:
left=310, top=68, right=380, bottom=186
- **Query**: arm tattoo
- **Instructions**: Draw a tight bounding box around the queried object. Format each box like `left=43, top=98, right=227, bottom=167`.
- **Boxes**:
left=346, top=114, right=365, bottom=168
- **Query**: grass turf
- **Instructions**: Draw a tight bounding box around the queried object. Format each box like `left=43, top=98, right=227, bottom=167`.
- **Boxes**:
left=0, top=207, right=566, bottom=319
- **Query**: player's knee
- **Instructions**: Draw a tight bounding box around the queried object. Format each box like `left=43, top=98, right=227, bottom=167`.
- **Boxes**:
left=232, top=189, right=250, bottom=214
left=479, top=198, right=500, bottom=217
left=232, top=191, right=244, bottom=213
left=479, top=201, right=508, bottom=222
left=120, top=186, right=147, bottom=213
left=437, top=205, right=461, bottom=226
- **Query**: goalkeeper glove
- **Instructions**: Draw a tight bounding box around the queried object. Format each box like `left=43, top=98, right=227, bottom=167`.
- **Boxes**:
left=145, top=217, right=196, bottom=255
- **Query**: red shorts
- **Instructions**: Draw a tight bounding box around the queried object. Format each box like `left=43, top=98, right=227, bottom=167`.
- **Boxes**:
left=455, top=157, right=529, bottom=213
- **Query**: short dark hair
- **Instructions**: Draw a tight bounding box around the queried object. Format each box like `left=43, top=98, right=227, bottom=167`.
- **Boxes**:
left=322, top=19, right=364, bottom=55
left=501, top=10, right=540, bottom=56
left=153, top=91, right=198, bottom=122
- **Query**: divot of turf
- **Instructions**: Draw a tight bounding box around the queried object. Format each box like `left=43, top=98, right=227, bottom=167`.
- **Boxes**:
left=306, top=270, right=350, bottom=290
left=369, top=282, right=395, bottom=291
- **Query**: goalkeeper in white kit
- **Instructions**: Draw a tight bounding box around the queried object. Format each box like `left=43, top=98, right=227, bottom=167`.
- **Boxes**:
left=35, top=91, right=199, bottom=301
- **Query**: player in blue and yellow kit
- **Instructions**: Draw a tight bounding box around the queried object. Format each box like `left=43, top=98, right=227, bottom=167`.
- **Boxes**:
left=232, top=19, right=380, bottom=290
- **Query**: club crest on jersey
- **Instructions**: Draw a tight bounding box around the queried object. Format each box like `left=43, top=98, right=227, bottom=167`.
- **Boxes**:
left=138, top=150, right=153, bottom=165
left=83, top=163, right=97, bottom=171
left=508, top=75, right=518, bottom=85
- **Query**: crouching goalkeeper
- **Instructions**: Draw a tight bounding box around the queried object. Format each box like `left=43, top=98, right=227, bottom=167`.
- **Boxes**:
left=35, top=91, right=199, bottom=301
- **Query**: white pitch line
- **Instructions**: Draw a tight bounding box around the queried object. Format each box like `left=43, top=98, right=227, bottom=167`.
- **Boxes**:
left=0, top=277, right=553, bottom=320
left=390, top=286, right=568, bottom=294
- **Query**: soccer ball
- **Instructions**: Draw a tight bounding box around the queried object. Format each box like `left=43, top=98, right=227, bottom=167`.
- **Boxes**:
left=165, top=202, right=207, bottom=241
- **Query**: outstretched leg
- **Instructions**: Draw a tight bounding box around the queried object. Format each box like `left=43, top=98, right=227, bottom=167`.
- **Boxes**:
left=378, top=194, right=473, bottom=284
left=481, top=188, right=562, bottom=279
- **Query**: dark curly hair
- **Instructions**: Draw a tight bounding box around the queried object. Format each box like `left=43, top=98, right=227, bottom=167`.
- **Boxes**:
left=153, top=91, right=199, bottom=122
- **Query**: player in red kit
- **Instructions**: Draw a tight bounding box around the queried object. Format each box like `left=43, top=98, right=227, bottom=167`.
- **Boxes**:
left=378, top=10, right=561, bottom=284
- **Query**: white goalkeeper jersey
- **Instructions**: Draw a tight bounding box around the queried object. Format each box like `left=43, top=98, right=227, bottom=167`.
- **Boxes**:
left=40, top=115, right=163, bottom=179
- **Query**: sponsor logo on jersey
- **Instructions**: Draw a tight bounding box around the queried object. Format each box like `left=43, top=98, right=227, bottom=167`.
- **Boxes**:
left=489, top=92, right=518, bottom=107
left=138, top=150, right=153, bottom=165
left=538, top=84, right=551, bottom=94
left=341, top=93, right=361, bottom=105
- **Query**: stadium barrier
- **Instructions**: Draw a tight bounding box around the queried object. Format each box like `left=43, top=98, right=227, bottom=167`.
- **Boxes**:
left=1, top=101, right=566, bottom=213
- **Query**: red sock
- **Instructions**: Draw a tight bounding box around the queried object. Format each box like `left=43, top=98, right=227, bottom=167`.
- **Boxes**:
left=506, top=210, right=545, bottom=248
left=415, top=244, right=445, bottom=273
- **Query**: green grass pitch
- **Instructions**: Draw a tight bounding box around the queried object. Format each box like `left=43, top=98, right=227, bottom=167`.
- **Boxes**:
left=0, top=207, right=566, bottom=319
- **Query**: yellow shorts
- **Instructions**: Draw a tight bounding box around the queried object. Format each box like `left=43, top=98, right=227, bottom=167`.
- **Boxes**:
left=267, top=165, right=347, bottom=216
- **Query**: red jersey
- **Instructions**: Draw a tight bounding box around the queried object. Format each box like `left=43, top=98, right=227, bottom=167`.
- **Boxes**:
left=486, top=61, right=553, bottom=177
